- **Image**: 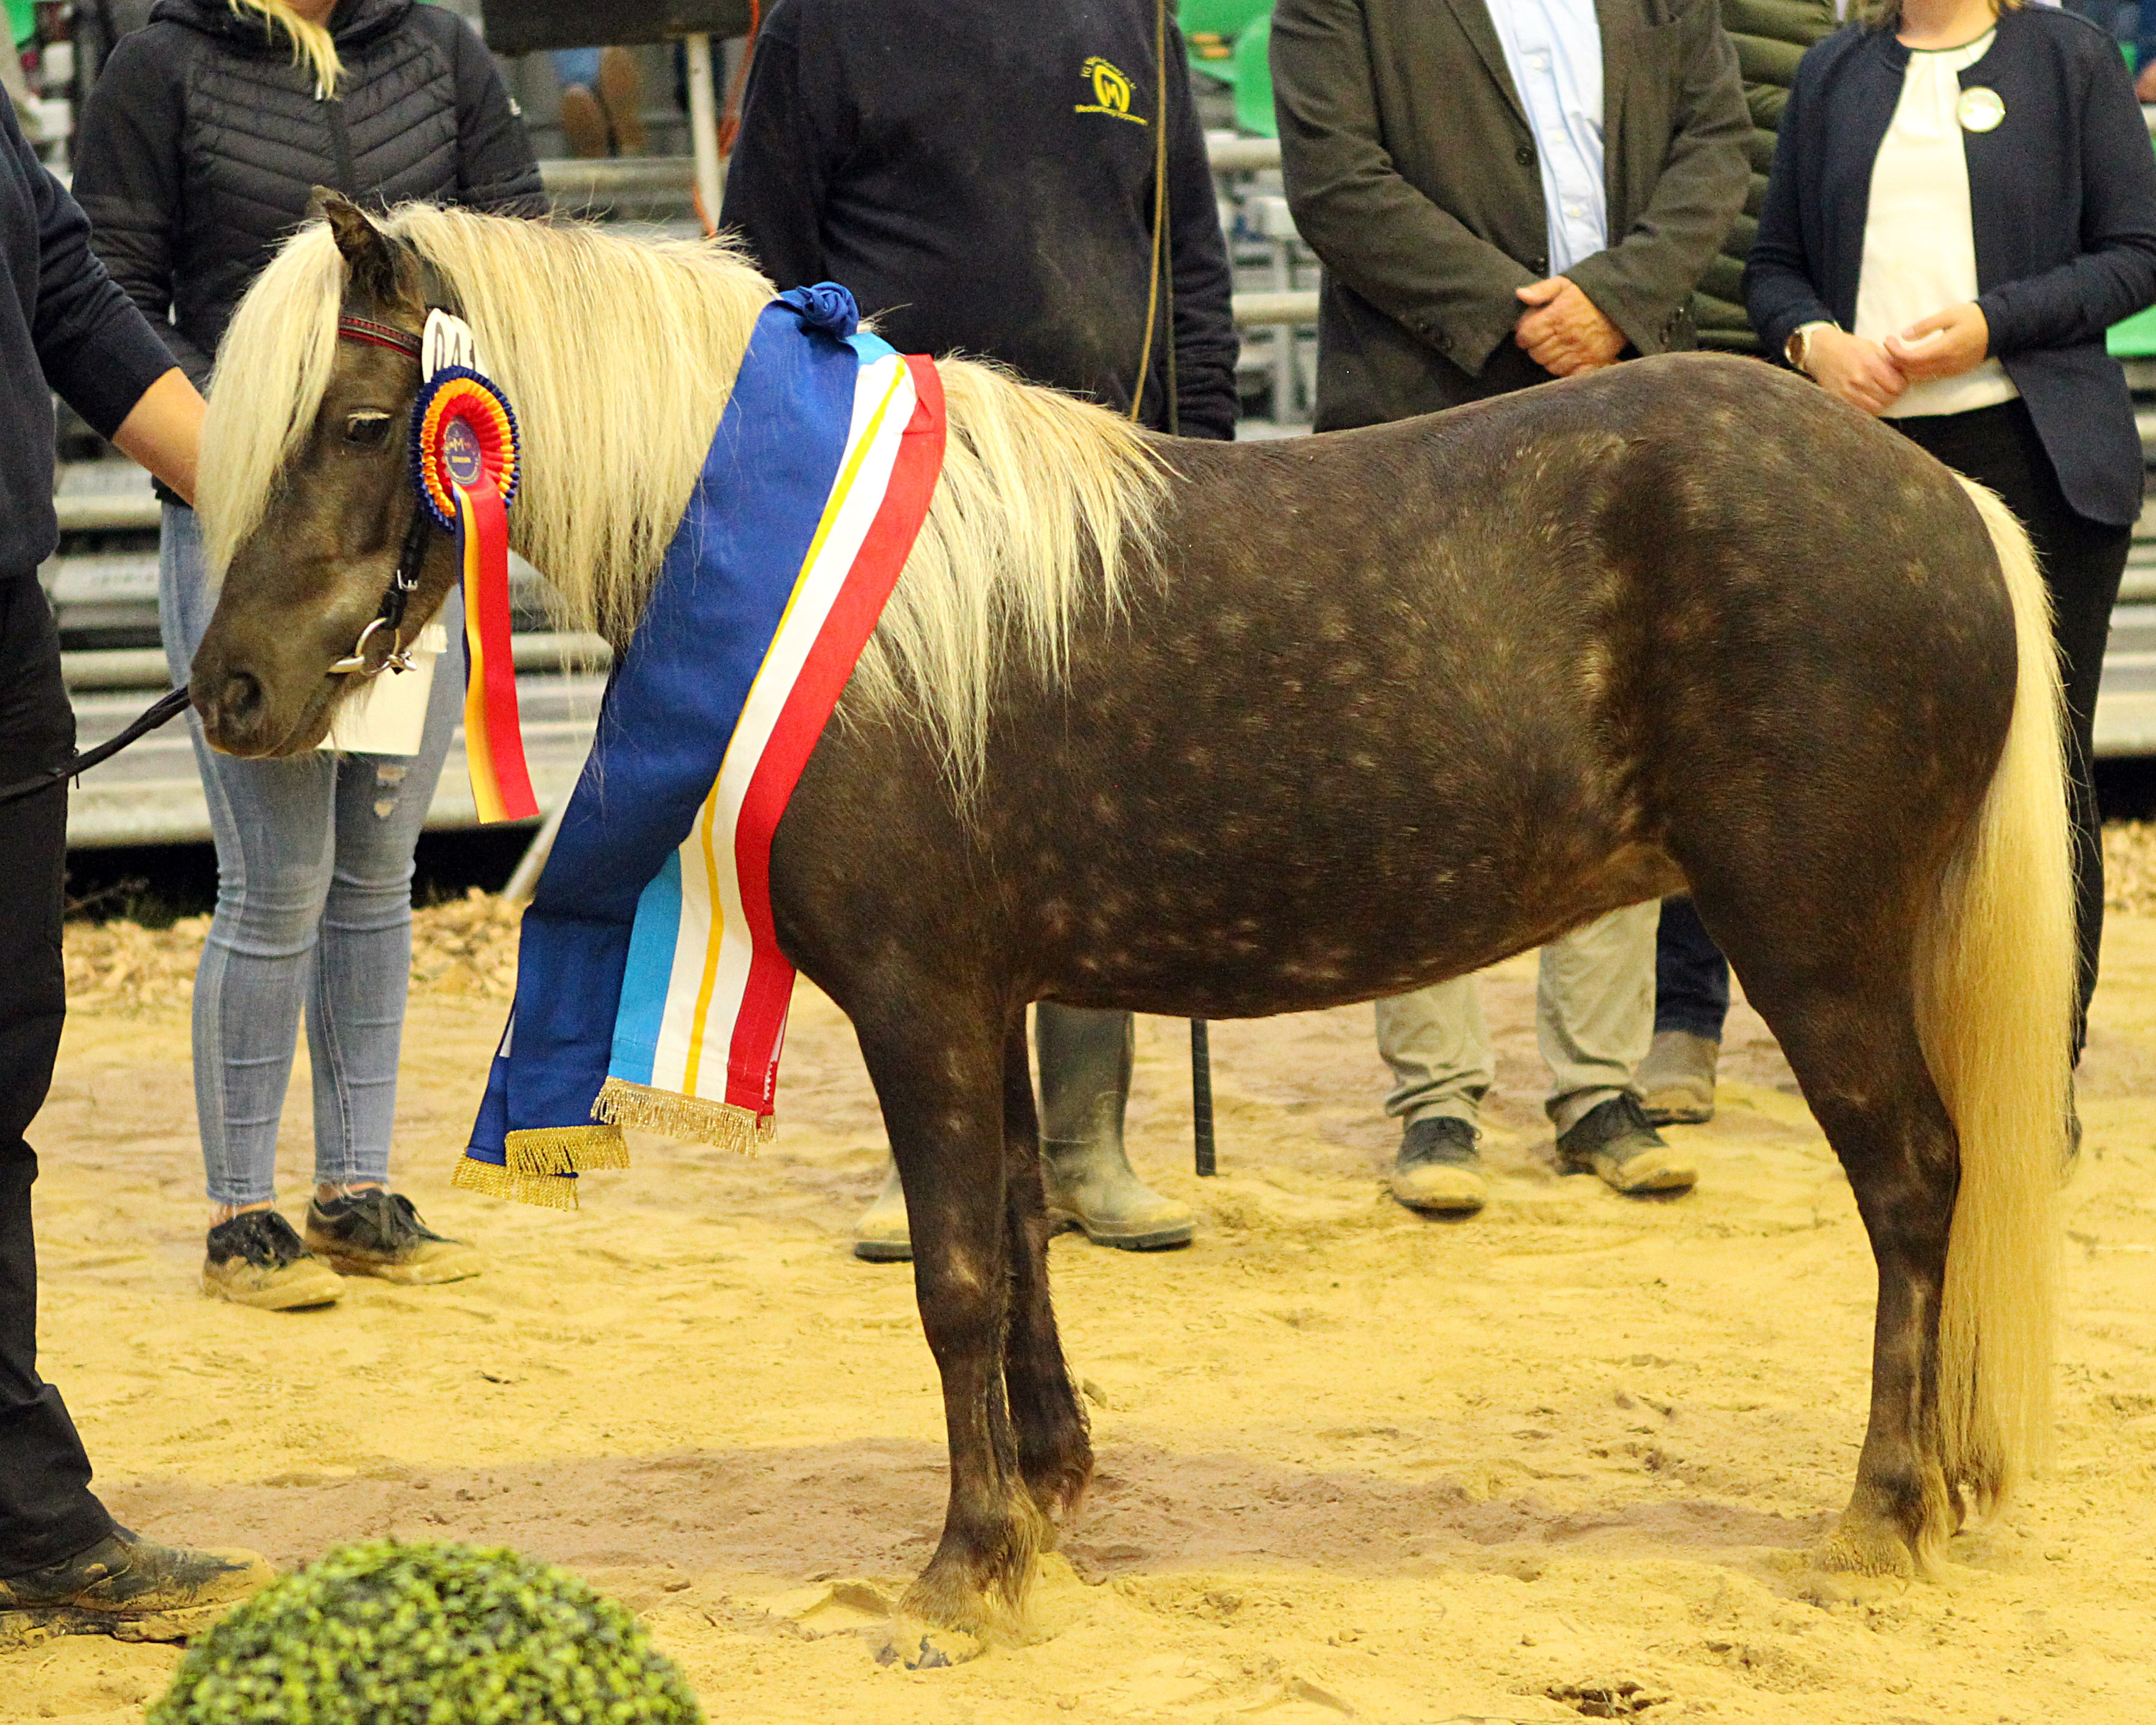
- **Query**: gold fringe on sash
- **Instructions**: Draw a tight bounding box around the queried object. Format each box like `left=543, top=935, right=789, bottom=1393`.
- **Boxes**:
left=505, top=1123, right=631, bottom=1176
left=595, top=1076, right=775, bottom=1154
left=451, top=1153, right=580, bottom=1210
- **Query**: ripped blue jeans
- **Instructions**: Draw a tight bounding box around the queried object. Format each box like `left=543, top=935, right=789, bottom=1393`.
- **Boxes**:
left=160, top=504, right=462, bottom=1206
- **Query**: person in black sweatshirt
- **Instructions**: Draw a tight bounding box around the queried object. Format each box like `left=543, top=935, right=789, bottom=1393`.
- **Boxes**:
left=0, top=92, right=274, bottom=1640
left=722, top=0, right=1238, bottom=1259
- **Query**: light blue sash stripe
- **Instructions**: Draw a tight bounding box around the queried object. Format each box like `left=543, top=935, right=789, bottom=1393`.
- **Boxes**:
left=610, top=849, right=684, bottom=1086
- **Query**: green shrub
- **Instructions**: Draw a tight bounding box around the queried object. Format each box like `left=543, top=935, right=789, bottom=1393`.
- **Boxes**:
left=148, top=1539, right=705, bottom=1725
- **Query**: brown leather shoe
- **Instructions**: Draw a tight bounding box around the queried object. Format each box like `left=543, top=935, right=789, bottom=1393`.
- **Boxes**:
left=558, top=82, right=610, bottom=158
left=597, top=46, right=647, bottom=155
left=0, top=1529, right=274, bottom=1645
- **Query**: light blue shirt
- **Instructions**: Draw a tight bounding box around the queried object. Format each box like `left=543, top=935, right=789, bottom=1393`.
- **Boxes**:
left=1486, top=0, right=1608, bottom=275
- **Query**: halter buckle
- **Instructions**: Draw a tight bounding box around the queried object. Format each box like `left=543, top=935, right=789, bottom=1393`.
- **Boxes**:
left=328, top=615, right=415, bottom=677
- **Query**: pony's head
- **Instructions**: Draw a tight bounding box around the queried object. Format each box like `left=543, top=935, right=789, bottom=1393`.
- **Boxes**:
left=190, top=195, right=771, bottom=757
left=190, top=195, right=1168, bottom=791
left=190, top=193, right=459, bottom=756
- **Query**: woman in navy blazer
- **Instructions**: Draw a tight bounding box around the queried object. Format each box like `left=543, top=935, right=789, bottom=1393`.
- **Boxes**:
left=1748, top=0, right=2156, bottom=1058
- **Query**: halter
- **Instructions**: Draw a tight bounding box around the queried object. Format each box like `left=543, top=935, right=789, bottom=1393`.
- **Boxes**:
left=330, top=313, right=435, bottom=677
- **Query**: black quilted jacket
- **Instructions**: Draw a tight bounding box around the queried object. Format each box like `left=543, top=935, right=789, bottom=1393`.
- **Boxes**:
left=1690, top=0, right=1838, bottom=355
left=72, top=0, right=543, bottom=391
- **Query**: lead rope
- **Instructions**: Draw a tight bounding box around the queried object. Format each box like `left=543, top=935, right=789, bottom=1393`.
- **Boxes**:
left=0, top=684, right=192, bottom=809
left=1128, top=0, right=1173, bottom=427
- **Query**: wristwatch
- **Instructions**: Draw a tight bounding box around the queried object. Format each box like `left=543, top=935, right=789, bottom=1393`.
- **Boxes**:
left=1785, top=321, right=1835, bottom=376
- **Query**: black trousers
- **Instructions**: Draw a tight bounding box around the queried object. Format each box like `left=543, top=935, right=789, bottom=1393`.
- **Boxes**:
left=1654, top=896, right=1730, bottom=1041
left=1893, top=398, right=2130, bottom=1061
left=0, top=576, right=115, bottom=1573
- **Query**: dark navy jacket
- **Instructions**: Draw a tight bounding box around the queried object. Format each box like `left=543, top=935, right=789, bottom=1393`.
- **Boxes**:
left=719, top=0, right=1239, bottom=440
left=1746, top=6, right=2156, bottom=526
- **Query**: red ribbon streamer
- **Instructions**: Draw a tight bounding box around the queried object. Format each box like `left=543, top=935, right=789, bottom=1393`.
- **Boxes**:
left=457, top=478, right=537, bottom=824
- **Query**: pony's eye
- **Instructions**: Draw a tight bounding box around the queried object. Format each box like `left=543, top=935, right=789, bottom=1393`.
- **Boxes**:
left=344, top=412, right=393, bottom=448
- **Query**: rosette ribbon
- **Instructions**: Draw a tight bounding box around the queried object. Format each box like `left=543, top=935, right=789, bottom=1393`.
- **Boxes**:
left=411, top=366, right=539, bottom=824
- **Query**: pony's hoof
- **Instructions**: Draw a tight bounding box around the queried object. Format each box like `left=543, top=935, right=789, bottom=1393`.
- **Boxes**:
left=899, top=1566, right=1026, bottom=1646
left=1813, top=1510, right=1921, bottom=1583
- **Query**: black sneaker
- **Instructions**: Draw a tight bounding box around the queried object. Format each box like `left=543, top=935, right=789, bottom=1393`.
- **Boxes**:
left=304, top=1191, right=481, bottom=1286
left=204, top=1210, right=343, bottom=1310
left=0, top=1527, right=274, bottom=1645
left=1389, top=1115, right=1487, bottom=1215
left=1555, top=1094, right=1697, bottom=1195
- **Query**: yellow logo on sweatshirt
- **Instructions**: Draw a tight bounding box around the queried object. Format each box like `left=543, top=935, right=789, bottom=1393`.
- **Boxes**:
left=1076, top=56, right=1148, bottom=125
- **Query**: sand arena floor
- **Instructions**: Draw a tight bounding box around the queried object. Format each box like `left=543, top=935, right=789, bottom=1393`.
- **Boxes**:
left=6, top=897, right=2156, bottom=1723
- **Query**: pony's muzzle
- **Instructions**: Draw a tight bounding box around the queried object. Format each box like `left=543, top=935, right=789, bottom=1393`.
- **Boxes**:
left=193, top=669, right=268, bottom=753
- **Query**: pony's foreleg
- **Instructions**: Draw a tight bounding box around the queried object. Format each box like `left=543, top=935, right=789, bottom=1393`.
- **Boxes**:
left=1720, top=956, right=1960, bottom=1575
left=855, top=997, right=1050, bottom=1640
left=999, top=1015, right=1092, bottom=1526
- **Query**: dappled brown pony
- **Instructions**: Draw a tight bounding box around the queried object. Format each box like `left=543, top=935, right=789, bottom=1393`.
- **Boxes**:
left=187, top=196, right=2071, bottom=1639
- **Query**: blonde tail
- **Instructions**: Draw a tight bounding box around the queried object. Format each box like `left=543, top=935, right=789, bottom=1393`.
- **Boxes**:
left=1911, top=477, right=2071, bottom=1525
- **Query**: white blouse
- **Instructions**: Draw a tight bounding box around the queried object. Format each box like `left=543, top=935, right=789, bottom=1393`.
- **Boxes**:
left=1853, top=29, right=2019, bottom=419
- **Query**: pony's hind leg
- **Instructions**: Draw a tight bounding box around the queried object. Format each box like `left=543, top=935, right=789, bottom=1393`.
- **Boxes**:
left=1713, top=937, right=1960, bottom=1577
left=1000, top=1015, right=1093, bottom=1526
left=853, top=995, right=1051, bottom=1640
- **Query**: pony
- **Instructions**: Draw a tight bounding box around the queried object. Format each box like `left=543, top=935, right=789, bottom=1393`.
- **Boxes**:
left=188, top=195, right=2071, bottom=1639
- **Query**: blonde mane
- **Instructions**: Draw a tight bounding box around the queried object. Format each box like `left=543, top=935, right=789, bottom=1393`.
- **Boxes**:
left=197, top=206, right=1167, bottom=788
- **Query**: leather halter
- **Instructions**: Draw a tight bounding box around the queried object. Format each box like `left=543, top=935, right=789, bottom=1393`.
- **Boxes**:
left=337, top=315, right=423, bottom=359
left=331, top=313, right=435, bottom=676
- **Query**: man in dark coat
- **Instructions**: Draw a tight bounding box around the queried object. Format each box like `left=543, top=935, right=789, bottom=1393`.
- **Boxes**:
left=723, top=0, right=1239, bottom=1260
left=1273, top=0, right=1749, bottom=1214
left=0, top=94, right=270, bottom=1640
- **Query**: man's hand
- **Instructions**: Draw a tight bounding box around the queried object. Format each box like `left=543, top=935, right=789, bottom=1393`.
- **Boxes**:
left=1883, top=302, right=1989, bottom=383
left=1513, top=276, right=1625, bottom=377
left=1801, top=327, right=1908, bottom=416
left=111, top=367, right=205, bottom=504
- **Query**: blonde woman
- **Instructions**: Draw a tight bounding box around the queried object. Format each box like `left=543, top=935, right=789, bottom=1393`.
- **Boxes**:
left=71, top=0, right=543, bottom=1308
left=1748, top=0, right=2156, bottom=1067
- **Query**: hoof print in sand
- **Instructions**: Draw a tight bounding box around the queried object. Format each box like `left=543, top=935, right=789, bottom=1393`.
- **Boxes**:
left=1547, top=1678, right=1671, bottom=1718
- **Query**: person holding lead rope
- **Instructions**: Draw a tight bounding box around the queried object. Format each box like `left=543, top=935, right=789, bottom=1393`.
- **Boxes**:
left=0, top=85, right=273, bottom=1643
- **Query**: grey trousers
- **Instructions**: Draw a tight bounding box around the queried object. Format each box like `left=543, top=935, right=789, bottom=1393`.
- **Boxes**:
left=1375, top=902, right=1658, bottom=1135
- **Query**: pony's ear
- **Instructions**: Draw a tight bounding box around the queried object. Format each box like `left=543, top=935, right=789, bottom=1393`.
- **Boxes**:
left=311, top=188, right=399, bottom=303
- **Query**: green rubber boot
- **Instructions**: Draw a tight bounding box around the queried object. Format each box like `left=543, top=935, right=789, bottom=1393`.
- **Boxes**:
left=1037, top=1004, right=1195, bottom=1250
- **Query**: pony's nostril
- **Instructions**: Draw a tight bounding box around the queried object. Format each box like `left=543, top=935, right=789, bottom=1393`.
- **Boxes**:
left=212, top=671, right=264, bottom=734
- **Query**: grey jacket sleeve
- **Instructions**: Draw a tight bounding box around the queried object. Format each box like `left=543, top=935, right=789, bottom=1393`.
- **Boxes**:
left=1272, top=0, right=1540, bottom=377
left=1564, top=0, right=1753, bottom=355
